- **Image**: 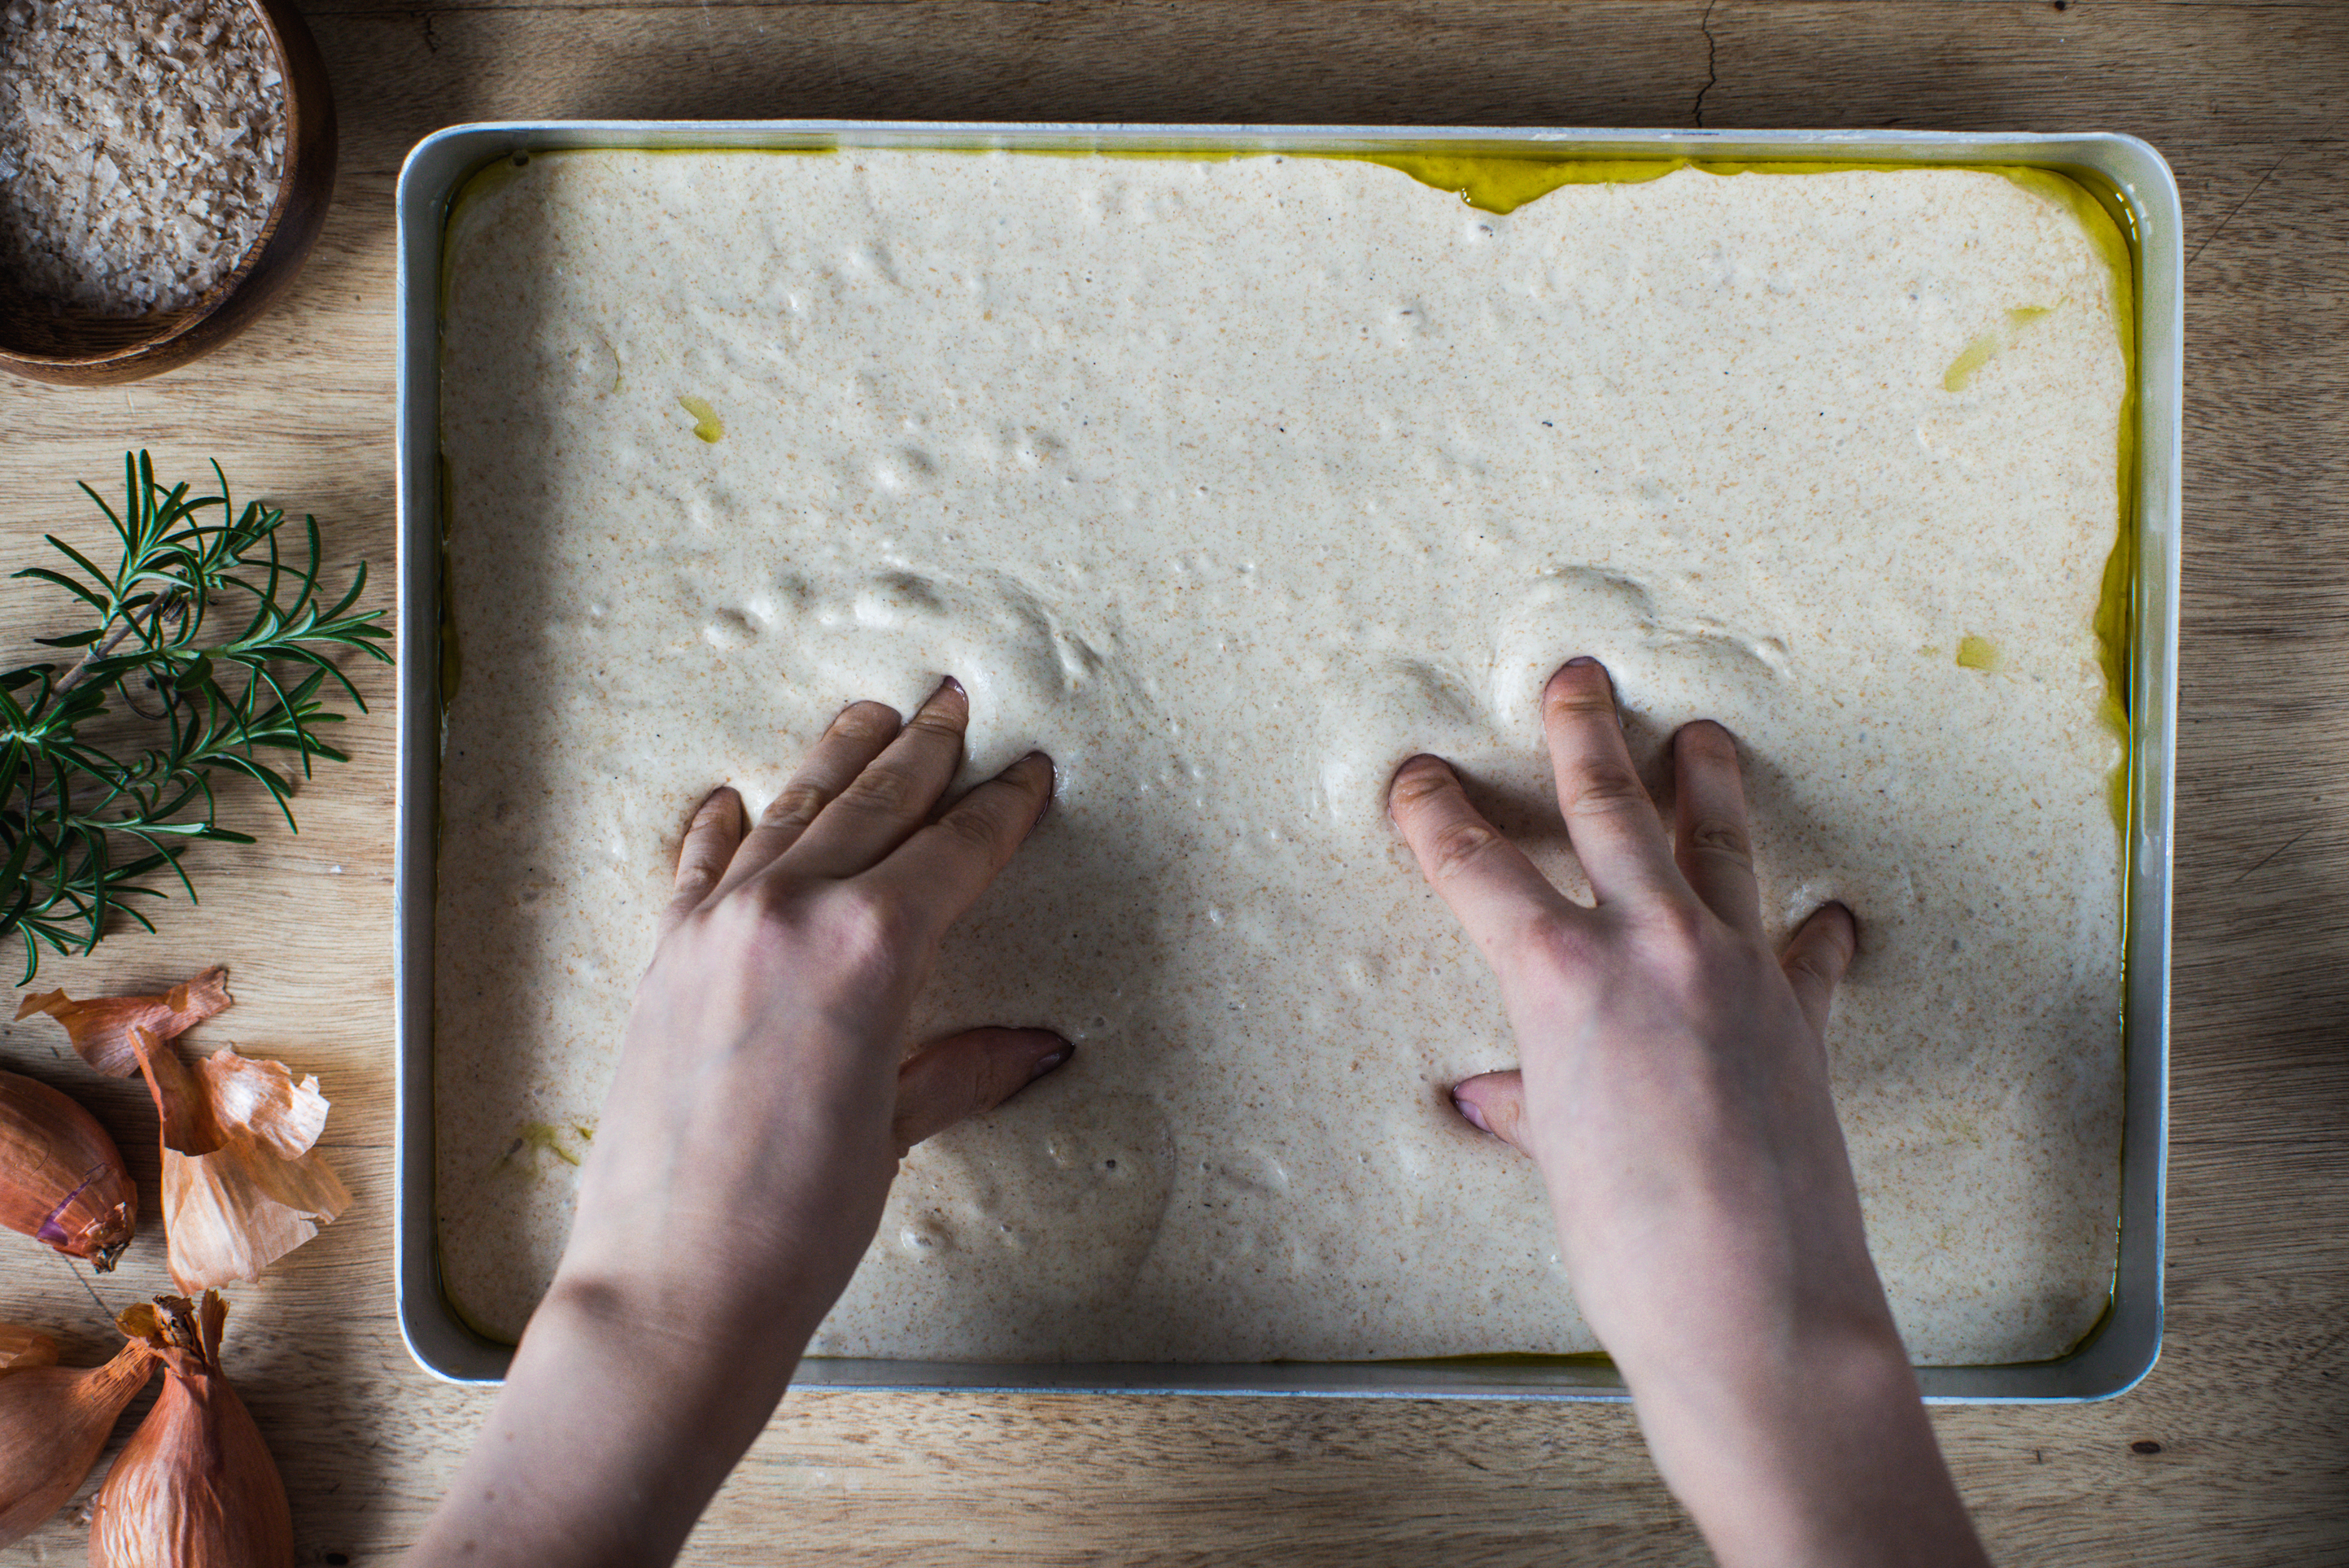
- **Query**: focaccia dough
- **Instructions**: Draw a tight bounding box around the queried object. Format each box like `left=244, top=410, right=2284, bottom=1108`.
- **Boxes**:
left=437, top=151, right=2125, bottom=1364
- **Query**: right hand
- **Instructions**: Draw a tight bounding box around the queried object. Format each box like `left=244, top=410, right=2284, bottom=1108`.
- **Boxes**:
left=1387, top=657, right=1988, bottom=1568
left=559, top=679, right=1063, bottom=1356
left=416, top=681, right=1066, bottom=1568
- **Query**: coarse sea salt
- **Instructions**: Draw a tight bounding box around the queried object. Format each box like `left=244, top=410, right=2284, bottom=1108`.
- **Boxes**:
left=0, top=0, right=285, bottom=316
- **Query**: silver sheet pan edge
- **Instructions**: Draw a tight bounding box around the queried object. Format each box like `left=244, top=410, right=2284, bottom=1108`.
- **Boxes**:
left=395, top=122, right=2181, bottom=1400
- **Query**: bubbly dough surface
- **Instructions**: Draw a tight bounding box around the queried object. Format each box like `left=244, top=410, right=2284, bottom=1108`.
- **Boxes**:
left=436, top=151, right=2126, bottom=1364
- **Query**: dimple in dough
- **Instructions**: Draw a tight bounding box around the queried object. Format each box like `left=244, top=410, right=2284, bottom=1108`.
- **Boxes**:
left=435, top=151, right=2126, bottom=1365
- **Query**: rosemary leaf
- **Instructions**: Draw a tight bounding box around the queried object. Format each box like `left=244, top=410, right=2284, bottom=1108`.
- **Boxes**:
left=0, top=453, right=390, bottom=982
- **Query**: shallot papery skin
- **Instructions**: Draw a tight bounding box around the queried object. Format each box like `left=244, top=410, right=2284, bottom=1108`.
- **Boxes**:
left=14, top=967, right=232, bottom=1077
left=0, top=1070, right=137, bottom=1269
left=90, top=1294, right=292, bottom=1568
left=129, top=1031, right=351, bottom=1292
left=0, top=1324, right=60, bottom=1371
left=0, top=1338, right=153, bottom=1548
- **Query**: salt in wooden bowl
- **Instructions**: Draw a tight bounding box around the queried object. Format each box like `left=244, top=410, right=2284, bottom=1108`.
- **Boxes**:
left=0, top=0, right=337, bottom=387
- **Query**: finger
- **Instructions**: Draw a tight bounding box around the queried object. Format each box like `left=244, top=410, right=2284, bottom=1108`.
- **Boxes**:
left=1781, top=902, right=1859, bottom=1037
left=1671, top=721, right=1763, bottom=933
left=1452, top=1070, right=1533, bottom=1158
left=891, top=1028, right=1072, bottom=1155
left=1386, top=755, right=1577, bottom=963
left=1541, top=658, right=1680, bottom=907
left=710, top=700, right=903, bottom=901
left=862, top=753, right=1056, bottom=936
left=787, top=678, right=971, bottom=880
left=661, top=787, right=745, bottom=938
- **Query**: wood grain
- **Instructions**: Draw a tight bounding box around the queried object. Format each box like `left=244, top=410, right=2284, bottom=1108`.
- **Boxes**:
left=3, top=2, right=2347, bottom=1562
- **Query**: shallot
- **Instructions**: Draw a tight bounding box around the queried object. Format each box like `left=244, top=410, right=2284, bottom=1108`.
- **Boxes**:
left=0, top=1070, right=137, bottom=1268
left=0, top=1324, right=59, bottom=1371
left=0, top=1332, right=152, bottom=1547
left=14, top=970, right=351, bottom=1287
left=90, top=1292, right=292, bottom=1568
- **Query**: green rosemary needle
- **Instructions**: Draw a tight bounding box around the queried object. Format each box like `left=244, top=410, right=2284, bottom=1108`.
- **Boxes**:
left=1, top=452, right=391, bottom=983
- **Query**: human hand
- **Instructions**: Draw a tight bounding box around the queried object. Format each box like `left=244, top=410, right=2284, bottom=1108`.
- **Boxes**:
left=555, top=679, right=1064, bottom=1352
left=1388, top=657, right=1986, bottom=1568
left=413, top=681, right=1063, bottom=1568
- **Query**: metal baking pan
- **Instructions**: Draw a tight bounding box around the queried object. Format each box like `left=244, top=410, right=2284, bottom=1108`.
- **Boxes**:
left=395, top=121, right=2181, bottom=1400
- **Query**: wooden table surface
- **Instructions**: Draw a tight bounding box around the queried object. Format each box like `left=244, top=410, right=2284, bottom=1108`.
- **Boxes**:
left=4, top=2, right=2346, bottom=1561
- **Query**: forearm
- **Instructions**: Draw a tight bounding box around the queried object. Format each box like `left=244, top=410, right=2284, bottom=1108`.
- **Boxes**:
left=1564, top=1186, right=1989, bottom=1566
left=408, top=1273, right=818, bottom=1568
left=1624, top=1325, right=1989, bottom=1568
left=408, top=695, right=1059, bottom=1565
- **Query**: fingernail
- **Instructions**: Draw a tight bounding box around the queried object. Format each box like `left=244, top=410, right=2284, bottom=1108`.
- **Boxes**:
left=828, top=699, right=889, bottom=733
left=932, top=675, right=965, bottom=701
left=1030, top=1043, right=1073, bottom=1081
left=1559, top=656, right=1617, bottom=705
left=1390, top=753, right=1451, bottom=790
left=1675, top=718, right=1738, bottom=750
left=1021, top=751, right=1058, bottom=821
left=1452, top=1090, right=1491, bottom=1134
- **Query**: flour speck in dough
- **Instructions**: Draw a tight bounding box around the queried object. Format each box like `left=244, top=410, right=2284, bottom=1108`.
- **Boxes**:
left=436, top=151, right=2126, bottom=1365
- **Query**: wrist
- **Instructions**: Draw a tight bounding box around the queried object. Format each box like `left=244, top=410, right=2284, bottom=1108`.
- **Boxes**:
left=535, top=1253, right=823, bottom=1397
left=1626, top=1326, right=1986, bottom=1568
left=412, top=1268, right=814, bottom=1568
left=1613, top=1286, right=1911, bottom=1422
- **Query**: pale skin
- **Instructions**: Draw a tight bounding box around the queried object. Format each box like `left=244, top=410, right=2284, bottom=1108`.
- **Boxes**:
left=410, top=661, right=1990, bottom=1568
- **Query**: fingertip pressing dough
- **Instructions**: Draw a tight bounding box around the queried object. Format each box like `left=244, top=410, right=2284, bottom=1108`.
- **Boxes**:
left=435, top=151, right=2126, bottom=1364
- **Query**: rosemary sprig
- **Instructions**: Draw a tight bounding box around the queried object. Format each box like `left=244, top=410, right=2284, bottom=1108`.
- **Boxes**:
left=1, top=452, right=391, bottom=982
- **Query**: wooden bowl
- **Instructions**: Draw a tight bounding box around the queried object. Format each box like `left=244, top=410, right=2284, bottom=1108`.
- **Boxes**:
left=0, top=0, right=337, bottom=387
